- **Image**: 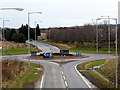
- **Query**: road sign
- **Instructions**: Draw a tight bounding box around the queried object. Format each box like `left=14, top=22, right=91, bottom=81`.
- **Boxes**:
left=43, top=53, right=53, bottom=58
left=61, top=55, right=63, bottom=59
left=76, top=52, right=82, bottom=56
left=29, top=39, right=33, bottom=42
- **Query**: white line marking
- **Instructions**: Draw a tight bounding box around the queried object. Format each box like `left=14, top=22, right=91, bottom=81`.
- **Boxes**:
left=40, top=75, right=44, bottom=88
left=65, top=81, right=68, bottom=87
left=61, top=71, right=64, bottom=75
left=63, top=75, right=66, bottom=80
left=61, top=68, right=68, bottom=88
left=49, top=62, right=59, bottom=66
left=75, top=64, right=92, bottom=89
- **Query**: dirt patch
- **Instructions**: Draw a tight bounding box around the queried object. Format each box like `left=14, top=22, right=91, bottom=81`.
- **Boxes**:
left=50, top=43, right=75, bottom=49
left=0, top=41, right=28, bottom=50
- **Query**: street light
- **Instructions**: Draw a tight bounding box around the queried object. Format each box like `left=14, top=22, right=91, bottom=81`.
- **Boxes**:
left=97, top=17, right=118, bottom=88
left=96, top=18, right=101, bottom=53
left=111, top=18, right=118, bottom=88
left=28, top=12, right=42, bottom=67
left=35, top=21, right=43, bottom=50
left=0, top=8, right=24, bottom=55
left=0, top=8, right=24, bottom=11
left=3, top=20, right=9, bottom=55
left=101, top=16, right=111, bottom=55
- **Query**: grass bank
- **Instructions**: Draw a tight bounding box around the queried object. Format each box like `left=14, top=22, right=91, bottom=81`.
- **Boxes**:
left=2, top=60, right=43, bottom=88
left=77, top=59, right=116, bottom=88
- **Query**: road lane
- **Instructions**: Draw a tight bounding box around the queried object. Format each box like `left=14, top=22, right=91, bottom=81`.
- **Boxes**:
left=28, top=41, right=60, bottom=53
left=61, top=54, right=113, bottom=88
left=30, top=60, right=65, bottom=88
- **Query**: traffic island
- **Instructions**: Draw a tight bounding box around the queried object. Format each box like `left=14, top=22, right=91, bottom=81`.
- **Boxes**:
left=28, top=53, right=88, bottom=60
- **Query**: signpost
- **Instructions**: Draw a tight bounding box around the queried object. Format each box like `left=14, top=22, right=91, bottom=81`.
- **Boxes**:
left=61, top=55, right=63, bottom=66
left=76, top=52, right=82, bottom=56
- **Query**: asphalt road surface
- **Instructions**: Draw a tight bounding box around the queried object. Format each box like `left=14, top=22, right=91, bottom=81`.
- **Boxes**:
left=28, top=41, right=60, bottom=53
left=1, top=41, right=114, bottom=89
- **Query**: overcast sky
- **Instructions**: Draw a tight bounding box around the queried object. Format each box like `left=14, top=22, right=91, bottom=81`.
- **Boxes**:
left=0, top=0, right=119, bottom=28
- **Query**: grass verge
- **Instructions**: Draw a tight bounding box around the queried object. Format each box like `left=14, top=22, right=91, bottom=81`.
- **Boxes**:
left=69, top=48, right=116, bottom=54
left=2, top=61, right=43, bottom=88
left=37, top=40, right=116, bottom=54
left=77, top=59, right=115, bottom=88
left=0, top=47, right=41, bottom=55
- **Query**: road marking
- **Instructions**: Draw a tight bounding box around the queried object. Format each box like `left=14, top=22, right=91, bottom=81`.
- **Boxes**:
left=61, top=68, right=69, bottom=89
left=61, top=71, right=64, bottom=75
left=49, top=62, right=59, bottom=66
left=65, top=81, right=68, bottom=87
left=40, top=68, right=46, bottom=89
left=75, top=64, right=92, bottom=89
left=63, top=75, right=66, bottom=80
left=40, top=75, right=44, bottom=88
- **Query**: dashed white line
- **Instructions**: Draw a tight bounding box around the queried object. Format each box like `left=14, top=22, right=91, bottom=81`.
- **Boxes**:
left=63, top=75, right=66, bottom=80
left=61, top=71, right=64, bottom=75
left=75, top=64, right=92, bottom=89
left=64, top=81, right=68, bottom=87
left=61, top=68, right=68, bottom=89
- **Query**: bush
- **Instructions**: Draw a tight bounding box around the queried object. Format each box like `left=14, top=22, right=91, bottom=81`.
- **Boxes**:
left=11, top=33, right=26, bottom=43
left=17, top=33, right=26, bottom=43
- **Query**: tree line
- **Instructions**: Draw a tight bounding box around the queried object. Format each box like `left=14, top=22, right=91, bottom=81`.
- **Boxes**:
left=4, top=24, right=41, bottom=43
left=48, top=24, right=118, bottom=44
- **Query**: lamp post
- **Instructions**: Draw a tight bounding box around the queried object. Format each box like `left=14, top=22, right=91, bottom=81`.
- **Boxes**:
left=96, top=18, right=101, bottom=53
left=101, top=16, right=111, bottom=56
left=49, top=28, right=51, bottom=53
left=28, top=12, right=42, bottom=67
left=111, top=18, right=118, bottom=88
left=0, top=8, right=24, bottom=11
left=0, top=8, right=24, bottom=55
left=35, top=21, right=42, bottom=50
left=3, top=20, right=9, bottom=55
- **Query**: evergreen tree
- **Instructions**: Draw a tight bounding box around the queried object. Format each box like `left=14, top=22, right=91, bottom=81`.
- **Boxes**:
left=36, top=24, right=40, bottom=39
left=18, top=24, right=28, bottom=40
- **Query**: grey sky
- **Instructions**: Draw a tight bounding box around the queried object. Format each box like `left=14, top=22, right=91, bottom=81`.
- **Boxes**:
left=0, top=0, right=119, bottom=28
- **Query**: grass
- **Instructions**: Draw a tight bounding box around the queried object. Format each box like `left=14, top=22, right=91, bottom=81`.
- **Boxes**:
left=69, top=48, right=116, bottom=54
left=14, top=62, right=43, bottom=88
left=87, top=59, right=106, bottom=68
left=38, top=40, right=117, bottom=54
left=77, top=59, right=115, bottom=88
left=88, top=70, right=109, bottom=85
left=77, top=59, right=107, bottom=70
left=0, top=47, right=41, bottom=55
left=2, top=61, right=43, bottom=88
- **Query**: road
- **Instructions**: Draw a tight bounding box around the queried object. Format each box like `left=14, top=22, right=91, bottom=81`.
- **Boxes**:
left=28, top=41, right=60, bottom=53
left=1, top=41, right=114, bottom=88
left=29, top=42, right=113, bottom=88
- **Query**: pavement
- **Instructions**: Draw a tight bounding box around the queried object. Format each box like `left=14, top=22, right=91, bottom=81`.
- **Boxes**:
left=0, top=41, right=114, bottom=89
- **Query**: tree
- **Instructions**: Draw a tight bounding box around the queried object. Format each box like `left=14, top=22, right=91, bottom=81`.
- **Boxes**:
left=17, top=33, right=26, bottom=43
left=11, top=33, right=18, bottom=42
left=5, top=29, right=16, bottom=41
left=36, top=24, right=40, bottom=38
left=18, top=24, right=28, bottom=40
